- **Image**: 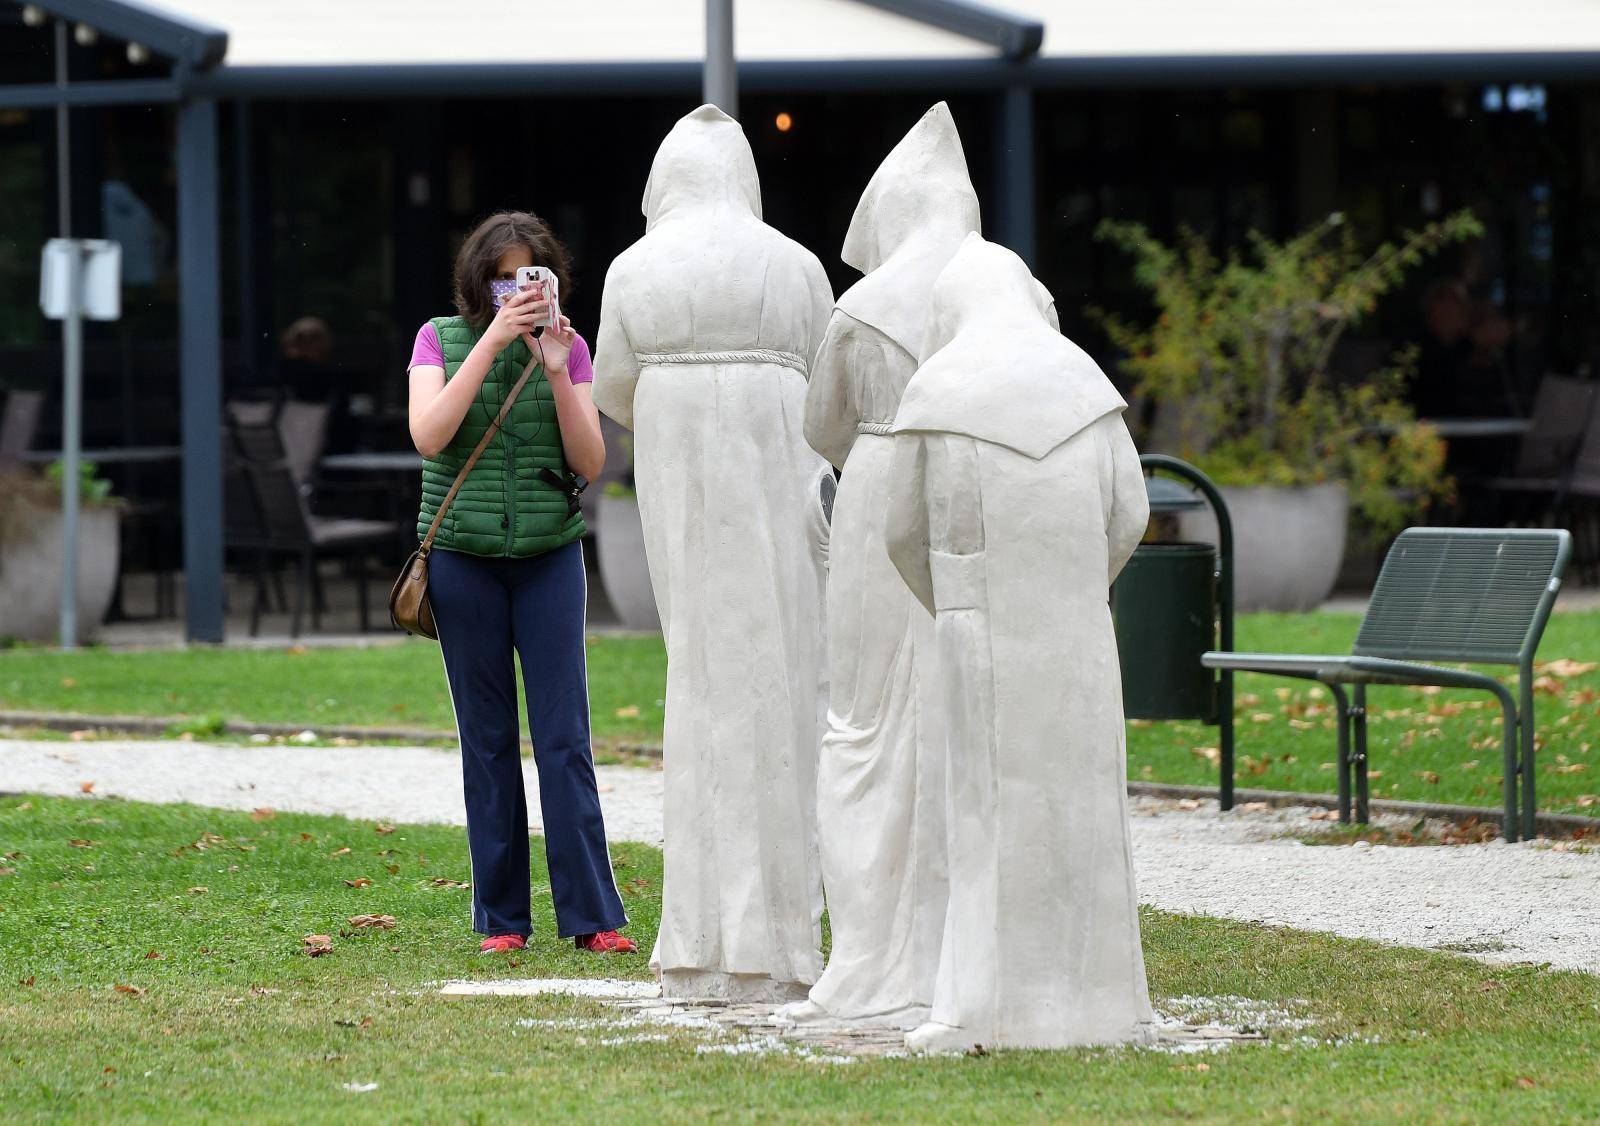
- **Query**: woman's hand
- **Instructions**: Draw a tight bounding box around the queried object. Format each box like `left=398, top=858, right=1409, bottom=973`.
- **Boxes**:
left=532, top=315, right=577, bottom=379
left=485, top=286, right=551, bottom=351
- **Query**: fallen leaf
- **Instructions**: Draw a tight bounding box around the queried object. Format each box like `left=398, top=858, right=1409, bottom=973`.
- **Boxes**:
left=1418, top=771, right=1441, bottom=784
left=18, top=975, right=34, bottom=986
left=1555, top=763, right=1588, bottom=775
left=342, top=1082, right=379, bottom=1093
left=1516, top=1077, right=1536, bottom=1089
left=343, top=878, right=373, bottom=888
left=0, top=867, right=13, bottom=876
left=302, top=935, right=334, bottom=957
left=68, top=839, right=97, bottom=849
left=79, top=781, right=94, bottom=794
left=1577, top=795, right=1597, bottom=809
left=144, top=951, right=163, bottom=960
left=386, top=864, right=400, bottom=875
left=335, top=1016, right=375, bottom=1029
left=1250, top=712, right=1274, bottom=724
left=299, top=833, right=314, bottom=842
left=113, top=984, right=146, bottom=996
left=1538, top=659, right=1597, bottom=679
left=348, top=914, right=396, bottom=929
left=329, top=847, right=351, bottom=857
left=374, top=824, right=395, bottom=836
left=251, top=808, right=276, bottom=821
left=61, top=677, right=77, bottom=688
left=187, top=886, right=208, bottom=895
left=429, top=878, right=469, bottom=889
left=614, top=705, right=641, bottom=719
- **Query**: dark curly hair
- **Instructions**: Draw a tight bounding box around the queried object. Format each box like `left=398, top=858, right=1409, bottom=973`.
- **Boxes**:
left=451, top=210, right=574, bottom=328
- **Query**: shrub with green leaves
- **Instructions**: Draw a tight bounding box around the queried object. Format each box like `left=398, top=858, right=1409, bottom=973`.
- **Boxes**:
left=1092, top=211, right=1482, bottom=534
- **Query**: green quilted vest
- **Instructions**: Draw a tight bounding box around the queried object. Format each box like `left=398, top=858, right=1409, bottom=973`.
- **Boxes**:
left=415, top=316, right=587, bottom=557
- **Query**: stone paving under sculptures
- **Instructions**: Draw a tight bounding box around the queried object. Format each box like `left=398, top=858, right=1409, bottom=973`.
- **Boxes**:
left=438, top=978, right=1275, bottom=1059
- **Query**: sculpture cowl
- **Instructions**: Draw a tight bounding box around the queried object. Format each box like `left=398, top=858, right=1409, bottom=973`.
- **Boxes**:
left=592, top=104, right=833, bottom=1002
left=791, top=102, right=977, bottom=1028
left=886, top=234, right=1153, bottom=1050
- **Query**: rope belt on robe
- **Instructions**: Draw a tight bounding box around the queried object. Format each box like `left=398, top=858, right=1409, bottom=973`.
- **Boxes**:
left=635, top=349, right=810, bottom=375
left=856, top=421, right=894, bottom=436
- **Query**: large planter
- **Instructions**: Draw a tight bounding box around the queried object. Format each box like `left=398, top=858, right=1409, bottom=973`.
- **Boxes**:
left=597, top=492, right=661, bottom=631
left=0, top=505, right=121, bottom=642
left=1179, top=483, right=1349, bottom=612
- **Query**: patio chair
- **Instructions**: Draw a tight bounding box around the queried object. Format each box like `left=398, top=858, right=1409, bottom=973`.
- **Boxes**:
left=225, top=420, right=398, bottom=637
left=1201, top=527, right=1572, bottom=842
left=1560, top=412, right=1600, bottom=582
left=0, top=389, right=44, bottom=465
left=1488, top=374, right=1598, bottom=523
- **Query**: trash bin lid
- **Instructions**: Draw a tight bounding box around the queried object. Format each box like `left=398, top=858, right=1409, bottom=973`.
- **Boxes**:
left=1145, top=475, right=1206, bottom=513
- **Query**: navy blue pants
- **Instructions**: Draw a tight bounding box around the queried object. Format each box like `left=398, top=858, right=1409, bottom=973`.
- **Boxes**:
left=429, top=542, right=626, bottom=939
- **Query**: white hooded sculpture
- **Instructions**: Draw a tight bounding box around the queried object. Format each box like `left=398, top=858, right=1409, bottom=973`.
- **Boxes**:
left=885, top=234, right=1153, bottom=1051
left=783, top=103, right=977, bottom=1029
left=591, top=105, right=833, bottom=1002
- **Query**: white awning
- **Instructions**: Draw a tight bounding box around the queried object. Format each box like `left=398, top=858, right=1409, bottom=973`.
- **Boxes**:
left=137, top=0, right=990, bottom=68
left=1011, top=0, right=1600, bottom=59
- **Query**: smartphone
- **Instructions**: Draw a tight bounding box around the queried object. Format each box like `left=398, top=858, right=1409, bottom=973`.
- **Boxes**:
left=516, top=266, right=560, bottom=333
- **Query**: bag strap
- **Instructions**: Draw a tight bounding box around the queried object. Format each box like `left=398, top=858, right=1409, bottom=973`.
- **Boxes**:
left=419, top=336, right=543, bottom=554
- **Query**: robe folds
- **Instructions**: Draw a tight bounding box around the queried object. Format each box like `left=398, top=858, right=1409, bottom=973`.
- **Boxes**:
left=887, top=234, right=1153, bottom=1050
left=794, top=102, right=979, bottom=1027
left=592, top=105, right=834, bottom=1002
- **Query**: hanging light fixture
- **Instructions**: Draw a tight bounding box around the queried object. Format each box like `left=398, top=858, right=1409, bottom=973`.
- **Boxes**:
left=21, top=5, right=46, bottom=27
left=73, top=22, right=98, bottom=46
left=126, top=41, right=150, bottom=64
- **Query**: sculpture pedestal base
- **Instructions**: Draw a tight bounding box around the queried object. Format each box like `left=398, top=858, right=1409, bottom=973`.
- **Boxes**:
left=659, top=969, right=810, bottom=1004
left=775, top=998, right=930, bottom=1031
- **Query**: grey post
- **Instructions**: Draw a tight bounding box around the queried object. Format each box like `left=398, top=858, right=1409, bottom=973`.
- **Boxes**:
left=704, top=0, right=737, bottom=117
left=178, top=94, right=225, bottom=642
left=54, top=17, right=80, bottom=648
left=996, top=83, right=1036, bottom=268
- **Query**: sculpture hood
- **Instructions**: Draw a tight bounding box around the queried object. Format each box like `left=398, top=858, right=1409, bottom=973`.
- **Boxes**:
left=837, top=102, right=980, bottom=358
left=641, top=104, right=762, bottom=232
left=892, top=234, right=1126, bottom=460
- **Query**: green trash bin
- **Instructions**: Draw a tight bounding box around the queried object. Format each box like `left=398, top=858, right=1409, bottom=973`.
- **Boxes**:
left=1117, top=455, right=1237, bottom=808
left=1114, top=542, right=1218, bottom=722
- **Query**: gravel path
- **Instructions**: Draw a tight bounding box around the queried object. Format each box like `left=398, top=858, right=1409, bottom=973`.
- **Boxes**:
left=7, top=737, right=1600, bottom=974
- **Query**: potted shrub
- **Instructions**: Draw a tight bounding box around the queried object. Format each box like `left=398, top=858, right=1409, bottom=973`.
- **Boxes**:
left=595, top=438, right=660, bottom=631
left=1093, top=211, right=1478, bottom=611
left=0, top=459, right=122, bottom=642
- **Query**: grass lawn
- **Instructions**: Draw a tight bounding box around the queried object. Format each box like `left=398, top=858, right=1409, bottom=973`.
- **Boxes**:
left=1, top=610, right=1596, bottom=812
left=3, top=795, right=1600, bottom=1121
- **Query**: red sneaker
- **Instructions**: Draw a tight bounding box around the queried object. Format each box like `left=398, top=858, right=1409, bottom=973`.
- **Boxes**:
left=576, top=930, right=638, bottom=954
left=479, top=934, right=527, bottom=954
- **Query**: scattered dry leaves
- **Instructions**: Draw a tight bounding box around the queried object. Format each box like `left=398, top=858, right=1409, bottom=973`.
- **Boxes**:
left=113, top=984, right=146, bottom=997
left=347, top=914, right=396, bottom=930
left=343, top=877, right=373, bottom=888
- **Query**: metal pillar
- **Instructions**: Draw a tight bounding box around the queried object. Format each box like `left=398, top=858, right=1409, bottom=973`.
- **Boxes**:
left=178, top=95, right=225, bottom=643
left=995, top=83, right=1036, bottom=268
left=704, top=0, right=736, bottom=117
left=234, top=99, right=257, bottom=383
left=53, top=18, right=81, bottom=648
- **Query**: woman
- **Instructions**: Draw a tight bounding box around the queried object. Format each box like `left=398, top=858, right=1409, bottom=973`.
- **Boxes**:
left=407, top=210, right=635, bottom=955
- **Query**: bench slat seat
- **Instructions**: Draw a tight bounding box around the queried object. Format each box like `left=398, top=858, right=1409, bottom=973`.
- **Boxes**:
left=1200, top=527, right=1571, bottom=841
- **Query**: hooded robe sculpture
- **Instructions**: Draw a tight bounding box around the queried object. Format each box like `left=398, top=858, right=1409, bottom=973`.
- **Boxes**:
left=885, top=234, right=1153, bottom=1051
left=592, top=105, right=833, bottom=1002
left=783, top=103, right=978, bottom=1028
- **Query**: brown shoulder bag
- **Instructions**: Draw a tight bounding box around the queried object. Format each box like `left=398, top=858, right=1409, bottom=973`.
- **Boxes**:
left=389, top=349, right=542, bottom=640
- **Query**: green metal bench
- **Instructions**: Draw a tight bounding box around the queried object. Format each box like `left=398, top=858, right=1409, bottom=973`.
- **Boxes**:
left=1201, top=527, right=1572, bottom=842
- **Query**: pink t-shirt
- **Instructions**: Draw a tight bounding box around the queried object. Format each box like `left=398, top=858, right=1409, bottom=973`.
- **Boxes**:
left=408, top=322, right=594, bottom=385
